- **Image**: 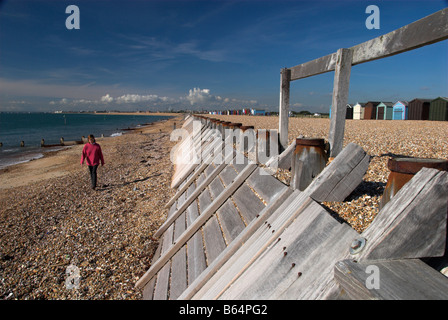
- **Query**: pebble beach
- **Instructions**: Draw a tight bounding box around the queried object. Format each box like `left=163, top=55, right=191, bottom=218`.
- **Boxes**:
left=1, top=113, right=447, bottom=300
left=0, top=115, right=181, bottom=299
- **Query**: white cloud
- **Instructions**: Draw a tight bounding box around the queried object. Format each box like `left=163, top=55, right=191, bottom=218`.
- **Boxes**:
left=186, top=88, right=212, bottom=105
left=115, top=94, right=159, bottom=103
left=101, top=94, right=114, bottom=103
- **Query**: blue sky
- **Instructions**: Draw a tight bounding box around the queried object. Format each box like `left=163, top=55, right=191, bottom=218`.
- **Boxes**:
left=0, top=0, right=447, bottom=112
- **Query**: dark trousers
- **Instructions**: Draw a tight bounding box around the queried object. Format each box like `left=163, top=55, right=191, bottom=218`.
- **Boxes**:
left=88, top=165, right=98, bottom=189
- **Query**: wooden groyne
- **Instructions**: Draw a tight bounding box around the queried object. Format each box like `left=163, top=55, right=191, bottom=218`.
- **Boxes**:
left=135, top=9, right=448, bottom=300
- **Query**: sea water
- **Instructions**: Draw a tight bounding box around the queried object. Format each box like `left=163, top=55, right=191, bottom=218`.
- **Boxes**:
left=0, top=112, right=173, bottom=169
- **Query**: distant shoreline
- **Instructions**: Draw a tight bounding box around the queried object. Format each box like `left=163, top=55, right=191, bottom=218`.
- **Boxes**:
left=0, top=112, right=182, bottom=170
left=0, top=114, right=184, bottom=189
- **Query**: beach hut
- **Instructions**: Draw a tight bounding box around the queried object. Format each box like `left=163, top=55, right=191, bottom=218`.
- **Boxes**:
left=364, top=101, right=380, bottom=119
left=429, top=97, right=448, bottom=121
left=346, top=104, right=353, bottom=119
left=393, top=101, right=409, bottom=120
left=352, top=102, right=365, bottom=120
left=329, top=104, right=353, bottom=119
left=250, top=109, right=266, bottom=116
left=408, top=98, right=431, bottom=120
left=376, top=102, right=394, bottom=120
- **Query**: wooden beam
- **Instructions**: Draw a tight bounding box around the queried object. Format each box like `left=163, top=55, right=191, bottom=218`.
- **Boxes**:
left=287, top=8, right=448, bottom=81
left=305, top=142, right=370, bottom=202
left=328, top=48, right=353, bottom=158
left=278, top=68, right=290, bottom=151
left=351, top=8, right=448, bottom=66
left=358, top=168, right=448, bottom=261
left=334, top=259, right=448, bottom=300
left=289, top=52, right=337, bottom=81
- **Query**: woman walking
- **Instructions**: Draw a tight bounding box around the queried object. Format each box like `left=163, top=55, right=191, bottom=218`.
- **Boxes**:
left=80, top=134, right=105, bottom=190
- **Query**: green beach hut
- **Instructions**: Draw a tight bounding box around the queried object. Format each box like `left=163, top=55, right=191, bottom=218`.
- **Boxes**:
left=376, top=102, right=394, bottom=120
left=429, top=97, right=448, bottom=121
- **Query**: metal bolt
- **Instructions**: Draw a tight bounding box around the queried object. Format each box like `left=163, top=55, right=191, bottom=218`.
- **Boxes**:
left=349, top=237, right=366, bottom=255
left=351, top=239, right=362, bottom=250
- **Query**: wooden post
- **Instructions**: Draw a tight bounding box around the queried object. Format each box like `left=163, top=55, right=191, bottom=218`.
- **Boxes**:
left=279, top=68, right=290, bottom=152
left=328, top=48, right=353, bottom=158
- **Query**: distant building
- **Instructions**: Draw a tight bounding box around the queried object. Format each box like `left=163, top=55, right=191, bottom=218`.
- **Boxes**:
left=429, top=97, right=448, bottom=121
left=376, top=102, right=394, bottom=120
left=408, top=98, right=431, bottom=120
left=329, top=104, right=353, bottom=119
left=250, top=109, right=266, bottom=116
left=353, top=102, right=366, bottom=120
left=393, top=101, right=409, bottom=120
left=364, top=101, right=381, bottom=120
left=346, top=104, right=353, bottom=119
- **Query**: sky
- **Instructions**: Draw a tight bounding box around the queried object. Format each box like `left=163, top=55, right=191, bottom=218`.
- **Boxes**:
left=0, top=0, right=447, bottom=113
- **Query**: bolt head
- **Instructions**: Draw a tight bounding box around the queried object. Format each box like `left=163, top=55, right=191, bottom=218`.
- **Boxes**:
left=349, top=237, right=366, bottom=255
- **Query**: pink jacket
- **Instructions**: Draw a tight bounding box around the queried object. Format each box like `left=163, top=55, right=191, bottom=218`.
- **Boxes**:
left=81, top=143, right=105, bottom=166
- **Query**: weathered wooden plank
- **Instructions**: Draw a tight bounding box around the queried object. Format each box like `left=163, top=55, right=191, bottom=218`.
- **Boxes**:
left=231, top=183, right=266, bottom=223
left=287, top=9, right=448, bottom=80
left=289, top=52, right=338, bottom=81
left=198, top=187, right=213, bottom=214
left=203, top=216, right=227, bottom=263
left=170, top=246, right=187, bottom=300
left=279, top=68, right=291, bottom=150
left=246, top=167, right=288, bottom=204
left=173, top=212, right=186, bottom=242
left=328, top=48, right=353, bottom=158
left=142, top=240, right=162, bottom=300
left=204, top=161, right=216, bottom=177
left=187, top=232, right=207, bottom=285
left=325, top=153, right=370, bottom=202
left=185, top=183, right=207, bottom=285
left=219, top=165, right=238, bottom=187
left=208, top=175, right=225, bottom=200
left=305, top=143, right=370, bottom=202
left=216, top=199, right=246, bottom=243
left=152, top=224, right=173, bottom=300
left=358, top=168, right=448, bottom=261
left=351, top=8, right=448, bottom=66
left=334, top=259, right=448, bottom=300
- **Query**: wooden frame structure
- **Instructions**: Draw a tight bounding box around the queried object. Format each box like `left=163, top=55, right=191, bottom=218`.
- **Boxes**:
left=279, top=8, right=448, bottom=156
